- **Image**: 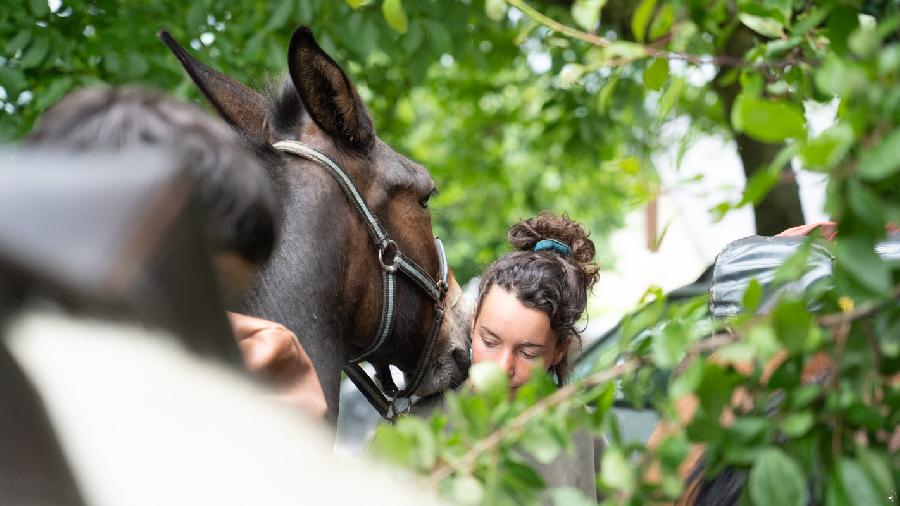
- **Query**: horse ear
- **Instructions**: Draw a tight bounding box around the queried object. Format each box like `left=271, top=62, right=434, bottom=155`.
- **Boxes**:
left=158, top=30, right=269, bottom=142
left=287, top=26, right=374, bottom=152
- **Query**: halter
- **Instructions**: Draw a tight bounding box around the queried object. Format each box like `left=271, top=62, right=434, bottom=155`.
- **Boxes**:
left=272, top=140, right=449, bottom=421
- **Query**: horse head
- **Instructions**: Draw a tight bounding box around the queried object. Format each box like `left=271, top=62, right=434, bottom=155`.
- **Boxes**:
left=160, top=27, right=470, bottom=421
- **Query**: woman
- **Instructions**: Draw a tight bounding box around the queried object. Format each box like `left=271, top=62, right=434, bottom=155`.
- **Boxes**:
left=470, top=211, right=599, bottom=388
left=468, top=210, right=603, bottom=501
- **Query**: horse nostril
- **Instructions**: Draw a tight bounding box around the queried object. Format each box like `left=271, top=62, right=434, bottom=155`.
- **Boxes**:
left=452, top=347, right=470, bottom=373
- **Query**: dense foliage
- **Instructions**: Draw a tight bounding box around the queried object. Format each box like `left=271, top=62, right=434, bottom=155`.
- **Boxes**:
left=0, top=0, right=663, bottom=281
left=371, top=0, right=900, bottom=505
left=2, top=1, right=898, bottom=504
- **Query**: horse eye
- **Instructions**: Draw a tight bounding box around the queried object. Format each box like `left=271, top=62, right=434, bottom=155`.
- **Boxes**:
left=420, top=187, right=439, bottom=209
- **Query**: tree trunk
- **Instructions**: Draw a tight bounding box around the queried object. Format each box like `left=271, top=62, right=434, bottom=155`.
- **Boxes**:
left=713, top=26, right=805, bottom=236
left=545, top=0, right=807, bottom=235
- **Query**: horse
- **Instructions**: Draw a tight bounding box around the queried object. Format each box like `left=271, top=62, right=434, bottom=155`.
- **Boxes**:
left=159, top=26, right=470, bottom=422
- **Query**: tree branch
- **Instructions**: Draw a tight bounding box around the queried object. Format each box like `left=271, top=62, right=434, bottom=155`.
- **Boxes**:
left=427, top=284, right=899, bottom=486
left=817, top=286, right=900, bottom=327
left=505, top=0, right=805, bottom=70
left=428, top=357, right=643, bottom=485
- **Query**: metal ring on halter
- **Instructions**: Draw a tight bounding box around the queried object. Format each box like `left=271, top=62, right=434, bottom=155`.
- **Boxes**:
left=378, top=240, right=399, bottom=272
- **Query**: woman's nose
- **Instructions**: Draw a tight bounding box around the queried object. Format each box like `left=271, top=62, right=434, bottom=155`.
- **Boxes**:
left=499, top=350, right=515, bottom=377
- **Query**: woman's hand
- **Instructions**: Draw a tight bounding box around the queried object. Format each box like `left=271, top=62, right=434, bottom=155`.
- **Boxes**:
left=775, top=221, right=838, bottom=240
left=227, top=312, right=327, bottom=419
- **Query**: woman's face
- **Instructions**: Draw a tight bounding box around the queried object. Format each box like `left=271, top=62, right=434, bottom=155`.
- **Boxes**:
left=470, top=285, right=564, bottom=389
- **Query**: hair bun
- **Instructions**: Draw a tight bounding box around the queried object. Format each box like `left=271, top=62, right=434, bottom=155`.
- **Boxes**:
left=507, top=210, right=599, bottom=288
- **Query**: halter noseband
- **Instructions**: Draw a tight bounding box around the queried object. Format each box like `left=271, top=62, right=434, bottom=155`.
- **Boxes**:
left=272, top=140, right=449, bottom=421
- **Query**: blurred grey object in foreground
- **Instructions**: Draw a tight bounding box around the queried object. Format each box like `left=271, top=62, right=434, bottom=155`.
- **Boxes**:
left=0, top=148, right=240, bottom=365
left=0, top=147, right=443, bottom=505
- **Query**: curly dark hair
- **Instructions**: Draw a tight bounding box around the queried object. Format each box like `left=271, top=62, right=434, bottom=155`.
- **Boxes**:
left=476, top=211, right=599, bottom=383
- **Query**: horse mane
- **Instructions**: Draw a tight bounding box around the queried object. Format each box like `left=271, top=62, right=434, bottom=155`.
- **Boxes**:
left=265, top=75, right=306, bottom=139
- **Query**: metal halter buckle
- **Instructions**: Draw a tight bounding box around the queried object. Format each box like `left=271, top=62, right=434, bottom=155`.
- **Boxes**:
left=378, top=240, right=399, bottom=272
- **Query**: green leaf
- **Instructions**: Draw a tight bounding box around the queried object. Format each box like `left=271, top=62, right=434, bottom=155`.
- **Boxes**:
left=669, top=359, right=703, bottom=398
left=503, top=459, right=545, bottom=489
left=773, top=237, right=811, bottom=283
left=651, top=321, right=690, bottom=368
left=29, top=0, right=49, bottom=17
left=589, top=382, right=616, bottom=428
left=596, top=68, right=620, bottom=111
left=186, top=3, right=206, bottom=29
left=345, top=0, right=373, bottom=8
left=648, top=4, right=675, bottom=40
left=739, top=164, right=780, bottom=207
left=19, top=36, right=50, bottom=69
left=444, top=476, right=484, bottom=505
left=878, top=43, right=900, bottom=76
left=791, top=6, right=830, bottom=35
left=548, top=487, right=595, bottom=506
left=485, top=0, right=508, bottom=22
left=600, top=449, right=635, bottom=493
left=838, top=459, right=882, bottom=506
left=6, top=30, right=31, bottom=55
left=742, top=278, right=762, bottom=313
left=520, top=425, right=562, bottom=464
left=0, top=67, right=28, bottom=96
left=834, top=236, right=891, bottom=296
left=402, top=21, right=423, bottom=55
left=846, top=178, right=884, bottom=229
left=559, top=63, right=585, bottom=88
left=369, top=425, right=415, bottom=466
left=468, top=361, right=508, bottom=399
left=765, top=36, right=802, bottom=57
left=123, top=53, right=149, bottom=79
left=731, top=94, right=806, bottom=143
left=606, top=41, right=647, bottom=61
left=779, top=412, right=814, bottom=437
left=801, top=123, right=854, bottom=171
left=848, top=22, right=879, bottom=57
left=620, top=287, right=665, bottom=344
left=643, top=57, right=668, bottom=91
left=696, top=364, right=737, bottom=415
left=34, top=77, right=73, bottom=110
left=815, top=54, right=866, bottom=97
left=772, top=299, right=811, bottom=353
left=739, top=13, right=784, bottom=38
left=858, top=128, right=900, bottom=181
left=658, top=77, right=684, bottom=119
left=425, top=20, right=452, bottom=53
left=749, top=448, right=808, bottom=506
left=571, top=0, right=606, bottom=31
left=631, top=0, right=656, bottom=43
left=747, top=324, right=782, bottom=360
left=382, top=0, right=408, bottom=34
left=857, top=448, right=895, bottom=498
left=717, top=341, right=755, bottom=369
left=265, top=1, right=292, bottom=31
left=730, top=416, right=769, bottom=441
left=763, top=0, right=792, bottom=24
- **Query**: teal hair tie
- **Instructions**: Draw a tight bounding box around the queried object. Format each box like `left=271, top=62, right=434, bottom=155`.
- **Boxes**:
left=533, top=239, right=572, bottom=257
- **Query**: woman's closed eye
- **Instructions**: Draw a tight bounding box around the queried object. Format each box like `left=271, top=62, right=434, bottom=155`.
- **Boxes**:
left=481, top=335, right=500, bottom=348
left=519, top=349, right=542, bottom=360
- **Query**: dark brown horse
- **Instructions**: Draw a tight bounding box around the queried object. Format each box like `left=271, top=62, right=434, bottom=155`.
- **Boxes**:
left=160, top=26, right=470, bottom=421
